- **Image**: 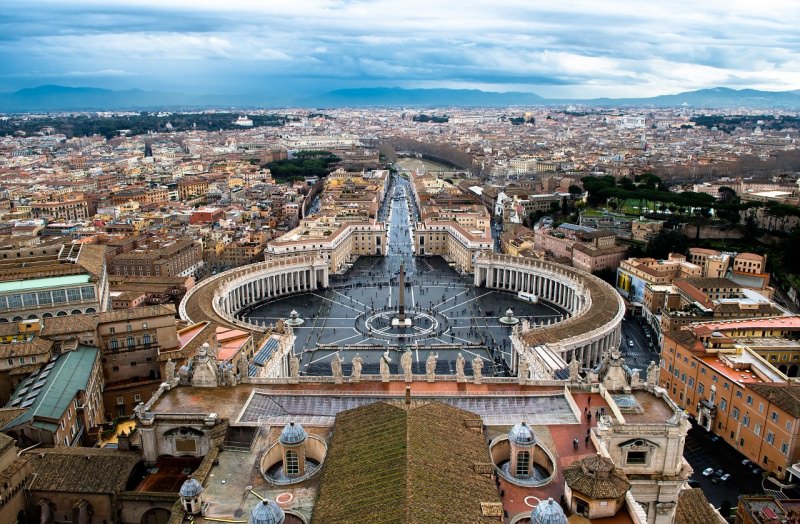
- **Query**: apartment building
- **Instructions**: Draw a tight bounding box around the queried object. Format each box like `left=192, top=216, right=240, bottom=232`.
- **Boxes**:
left=660, top=317, right=800, bottom=478
left=108, top=238, right=203, bottom=278
left=29, top=197, right=89, bottom=221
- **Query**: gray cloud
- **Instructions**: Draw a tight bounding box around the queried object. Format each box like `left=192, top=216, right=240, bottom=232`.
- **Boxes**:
left=0, top=0, right=798, bottom=97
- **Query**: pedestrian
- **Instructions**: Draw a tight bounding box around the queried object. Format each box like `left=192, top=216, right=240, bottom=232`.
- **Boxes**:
left=586, top=428, right=590, bottom=436
left=587, top=396, right=591, bottom=406
left=587, top=412, right=592, bottom=423
left=585, top=435, right=589, bottom=446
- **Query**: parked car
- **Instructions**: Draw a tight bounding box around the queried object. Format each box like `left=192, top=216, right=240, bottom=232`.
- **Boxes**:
left=741, top=459, right=752, bottom=467
left=710, top=435, right=721, bottom=443
left=720, top=473, right=731, bottom=481
left=752, top=466, right=764, bottom=476
left=702, top=467, right=715, bottom=477
left=715, top=469, right=725, bottom=477
left=629, top=340, right=634, bottom=347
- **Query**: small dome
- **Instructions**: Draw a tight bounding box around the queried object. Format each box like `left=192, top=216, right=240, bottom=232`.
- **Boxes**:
left=179, top=478, right=203, bottom=498
left=509, top=422, right=536, bottom=446
left=279, top=421, right=307, bottom=446
left=531, top=498, right=568, bottom=524
left=251, top=499, right=285, bottom=524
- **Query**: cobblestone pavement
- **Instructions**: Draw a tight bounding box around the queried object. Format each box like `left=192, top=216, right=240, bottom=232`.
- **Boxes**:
left=244, top=174, right=565, bottom=377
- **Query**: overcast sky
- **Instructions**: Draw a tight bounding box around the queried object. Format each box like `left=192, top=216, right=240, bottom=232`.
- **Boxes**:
left=1, top=0, right=798, bottom=99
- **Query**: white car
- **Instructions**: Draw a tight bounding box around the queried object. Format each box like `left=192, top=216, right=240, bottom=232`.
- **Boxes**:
left=702, top=467, right=714, bottom=477
left=628, top=340, right=634, bottom=347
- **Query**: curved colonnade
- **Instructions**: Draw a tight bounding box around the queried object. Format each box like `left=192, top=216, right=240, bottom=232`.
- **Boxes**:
left=179, top=255, right=329, bottom=331
left=474, top=254, right=625, bottom=374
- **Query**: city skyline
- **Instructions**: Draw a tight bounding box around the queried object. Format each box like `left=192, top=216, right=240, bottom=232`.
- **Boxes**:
left=1, top=0, right=799, bottom=102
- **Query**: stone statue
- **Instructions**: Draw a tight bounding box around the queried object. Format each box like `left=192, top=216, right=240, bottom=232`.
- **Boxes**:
left=133, top=402, right=147, bottom=420
left=518, top=359, right=529, bottom=385
left=223, top=363, right=236, bottom=386
left=331, top=353, right=343, bottom=384
left=647, top=361, right=660, bottom=387
left=455, top=353, right=466, bottom=381
left=351, top=353, right=363, bottom=382
left=472, top=356, right=483, bottom=384
left=289, top=354, right=300, bottom=381
left=425, top=352, right=438, bottom=378
left=380, top=349, right=392, bottom=382
left=569, top=358, right=582, bottom=381
left=165, top=358, right=176, bottom=382
left=400, top=349, right=413, bottom=382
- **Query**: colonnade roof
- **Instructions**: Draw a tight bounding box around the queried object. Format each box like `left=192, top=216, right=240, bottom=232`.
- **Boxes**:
left=477, top=254, right=623, bottom=348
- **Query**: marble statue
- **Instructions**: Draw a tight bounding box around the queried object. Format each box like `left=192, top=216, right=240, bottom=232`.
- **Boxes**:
left=647, top=361, right=659, bottom=387
left=569, top=358, right=582, bottom=381
left=331, top=353, right=344, bottom=384
left=165, top=358, right=176, bottom=382
left=351, top=353, right=363, bottom=382
left=455, top=353, right=466, bottom=381
left=518, top=359, right=529, bottom=385
left=289, top=355, right=300, bottom=381
left=472, top=356, right=483, bottom=384
left=380, top=349, right=392, bottom=382
left=400, top=349, right=413, bottom=382
left=133, top=402, right=146, bottom=419
left=425, top=352, right=438, bottom=379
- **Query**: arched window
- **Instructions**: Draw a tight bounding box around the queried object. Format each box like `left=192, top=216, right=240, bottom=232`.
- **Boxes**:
left=127, top=336, right=135, bottom=348
left=516, top=451, right=530, bottom=476
left=285, top=449, right=299, bottom=475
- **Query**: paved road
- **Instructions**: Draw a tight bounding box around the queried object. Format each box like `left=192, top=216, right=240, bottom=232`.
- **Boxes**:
left=683, top=424, right=767, bottom=511
left=620, top=315, right=659, bottom=377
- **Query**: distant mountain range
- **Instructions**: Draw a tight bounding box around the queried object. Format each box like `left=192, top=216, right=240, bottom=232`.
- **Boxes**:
left=1, top=84, right=799, bottom=112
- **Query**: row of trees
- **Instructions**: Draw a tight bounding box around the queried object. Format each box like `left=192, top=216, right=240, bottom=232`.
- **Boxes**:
left=1, top=112, right=294, bottom=139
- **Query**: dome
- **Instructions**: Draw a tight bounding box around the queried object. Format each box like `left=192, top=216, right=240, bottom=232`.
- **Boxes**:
left=563, top=454, right=630, bottom=500
left=531, top=498, right=568, bottom=524
left=179, top=478, right=203, bottom=498
left=509, top=422, right=536, bottom=446
left=251, top=499, right=285, bottom=524
left=279, top=421, right=307, bottom=446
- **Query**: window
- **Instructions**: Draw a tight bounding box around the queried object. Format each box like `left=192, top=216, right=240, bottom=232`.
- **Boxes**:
left=712, top=375, right=718, bottom=383
left=116, top=397, right=124, bottom=405
left=724, top=383, right=730, bottom=390
left=732, top=408, right=740, bottom=420
left=698, top=384, right=705, bottom=394
left=126, top=324, right=132, bottom=332
left=142, top=334, right=151, bottom=345
left=127, top=336, right=135, bottom=348
left=6, top=358, right=12, bottom=366
left=747, top=395, right=753, bottom=405
left=67, top=288, right=81, bottom=302
left=754, top=424, right=762, bottom=436
left=701, top=368, right=706, bottom=375
left=782, top=442, right=790, bottom=455
left=787, top=421, right=793, bottom=432
left=736, top=390, right=743, bottom=398
left=110, top=327, right=116, bottom=334
left=759, top=402, right=764, bottom=413
left=134, top=394, right=142, bottom=402
left=767, top=432, right=775, bottom=445
left=743, top=415, right=750, bottom=427
left=142, top=322, right=148, bottom=329
left=626, top=451, right=648, bottom=465
left=110, top=339, right=118, bottom=350
left=719, top=399, right=727, bottom=411
left=285, top=449, right=300, bottom=475
left=688, top=378, right=694, bottom=387
left=771, top=412, right=779, bottom=423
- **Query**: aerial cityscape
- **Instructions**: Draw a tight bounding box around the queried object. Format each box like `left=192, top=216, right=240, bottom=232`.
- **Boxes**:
left=1, top=1, right=800, bottom=524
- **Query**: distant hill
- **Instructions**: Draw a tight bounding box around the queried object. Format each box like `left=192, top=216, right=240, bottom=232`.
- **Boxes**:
left=0, top=85, right=247, bottom=112
left=1, top=84, right=799, bottom=112
left=582, top=87, right=800, bottom=109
